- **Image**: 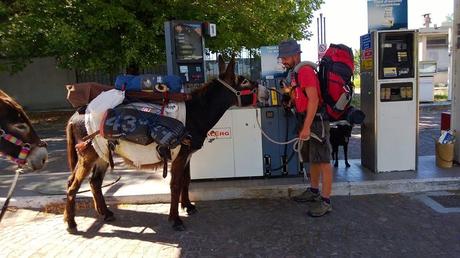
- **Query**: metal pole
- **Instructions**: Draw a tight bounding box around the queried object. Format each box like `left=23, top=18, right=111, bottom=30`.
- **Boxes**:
left=319, top=13, right=323, bottom=44
left=317, top=17, right=320, bottom=47
left=323, top=17, right=326, bottom=45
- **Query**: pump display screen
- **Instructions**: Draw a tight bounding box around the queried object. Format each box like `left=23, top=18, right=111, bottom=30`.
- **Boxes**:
left=378, top=32, right=414, bottom=79
left=174, top=22, right=203, bottom=61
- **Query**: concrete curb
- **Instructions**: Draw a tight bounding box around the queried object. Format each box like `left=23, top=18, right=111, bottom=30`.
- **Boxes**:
left=4, top=177, right=459, bottom=209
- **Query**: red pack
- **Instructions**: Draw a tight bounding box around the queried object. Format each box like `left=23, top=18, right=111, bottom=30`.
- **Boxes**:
left=293, top=44, right=354, bottom=121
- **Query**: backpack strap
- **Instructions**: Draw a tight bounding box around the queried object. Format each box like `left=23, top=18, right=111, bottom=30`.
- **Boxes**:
left=293, top=61, right=318, bottom=75
left=292, top=61, right=318, bottom=90
left=291, top=61, right=327, bottom=115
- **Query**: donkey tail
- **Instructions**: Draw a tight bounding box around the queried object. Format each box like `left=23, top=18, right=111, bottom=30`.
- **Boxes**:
left=66, top=121, right=78, bottom=172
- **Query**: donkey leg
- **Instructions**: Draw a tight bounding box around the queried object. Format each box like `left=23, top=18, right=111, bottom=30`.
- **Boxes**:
left=64, top=147, right=98, bottom=233
left=89, top=158, right=114, bottom=222
left=169, top=147, right=190, bottom=231
left=180, top=162, right=197, bottom=215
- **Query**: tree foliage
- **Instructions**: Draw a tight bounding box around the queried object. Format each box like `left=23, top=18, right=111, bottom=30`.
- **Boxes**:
left=0, top=0, right=322, bottom=73
left=353, top=49, right=360, bottom=76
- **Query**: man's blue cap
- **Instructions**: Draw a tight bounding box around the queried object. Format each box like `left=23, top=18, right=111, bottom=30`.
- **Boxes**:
left=277, top=39, right=302, bottom=58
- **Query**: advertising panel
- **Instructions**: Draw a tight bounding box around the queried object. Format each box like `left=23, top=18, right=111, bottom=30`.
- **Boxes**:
left=260, top=46, right=286, bottom=79
left=367, top=0, right=408, bottom=32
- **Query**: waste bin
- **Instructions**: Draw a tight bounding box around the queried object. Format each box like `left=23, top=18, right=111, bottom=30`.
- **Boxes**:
left=435, top=141, right=454, bottom=168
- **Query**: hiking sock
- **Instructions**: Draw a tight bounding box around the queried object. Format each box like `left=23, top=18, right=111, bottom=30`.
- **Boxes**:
left=321, top=197, right=331, bottom=204
left=310, top=187, right=319, bottom=194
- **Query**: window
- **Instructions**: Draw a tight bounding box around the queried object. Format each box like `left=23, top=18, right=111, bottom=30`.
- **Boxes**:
left=427, top=37, right=448, bottom=48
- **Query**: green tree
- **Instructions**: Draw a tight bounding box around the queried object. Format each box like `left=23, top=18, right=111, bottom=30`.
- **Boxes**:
left=353, top=48, right=360, bottom=77
left=0, top=0, right=322, bottom=73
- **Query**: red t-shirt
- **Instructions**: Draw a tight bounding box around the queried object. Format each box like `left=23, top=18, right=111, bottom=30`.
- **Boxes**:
left=290, top=65, right=322, bottom=113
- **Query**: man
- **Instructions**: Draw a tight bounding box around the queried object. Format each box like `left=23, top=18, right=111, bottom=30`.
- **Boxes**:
left=278, top=39, right=333, bottom=217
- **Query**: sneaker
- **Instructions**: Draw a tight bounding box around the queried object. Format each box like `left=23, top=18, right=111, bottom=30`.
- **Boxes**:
left=308, top=200, right=332, bottom=217
left=292, top=188, right=321, bottom=203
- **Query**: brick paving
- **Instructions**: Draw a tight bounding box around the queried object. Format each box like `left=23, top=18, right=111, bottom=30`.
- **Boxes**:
left=1, top=193, right=460, bottom=257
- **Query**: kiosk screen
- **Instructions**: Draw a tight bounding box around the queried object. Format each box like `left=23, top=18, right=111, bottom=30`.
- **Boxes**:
left=174, top=22, right=203, bottom=61
left=378, top=32, right=414, bottom=79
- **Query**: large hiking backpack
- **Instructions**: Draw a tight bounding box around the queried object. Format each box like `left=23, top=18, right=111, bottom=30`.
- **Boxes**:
left=293, top=44, right=354, bottom=121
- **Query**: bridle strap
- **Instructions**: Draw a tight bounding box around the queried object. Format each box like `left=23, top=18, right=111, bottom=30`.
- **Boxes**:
left=217, top=78, right=257, bottom=107
left=0, top=128, right=31, bottom=166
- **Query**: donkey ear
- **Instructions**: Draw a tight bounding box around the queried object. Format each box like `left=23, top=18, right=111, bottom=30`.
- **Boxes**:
left=224, top=54, right=236, bottom=82
left=218, top=55, right=226, bottom=75
left=225, top=54, right=236, bottom=75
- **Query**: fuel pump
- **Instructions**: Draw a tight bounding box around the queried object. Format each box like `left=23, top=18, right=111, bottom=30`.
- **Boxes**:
left=259, top=45, right=302, bottom=177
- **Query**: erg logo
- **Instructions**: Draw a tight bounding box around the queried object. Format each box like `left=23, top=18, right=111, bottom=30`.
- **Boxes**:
left=207, top=128, right=232, bottom=140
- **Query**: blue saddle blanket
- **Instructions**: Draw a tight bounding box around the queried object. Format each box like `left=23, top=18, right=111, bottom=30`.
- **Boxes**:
left=101, top=105, right=187, bottom=147
left=114, top=74, right=183, bottom=93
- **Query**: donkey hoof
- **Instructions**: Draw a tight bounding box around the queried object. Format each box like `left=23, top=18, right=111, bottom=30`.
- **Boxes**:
left=172, top=221, right=186, bottom=231
left=104, top=214, right=116, bottom=222
left=345, top=163, right=351, bottom=168
left=334, top=163, right=338, bottom=167
left=67, top=226, right=78, bottom=234
left=186, top=205, right=198, bottom=215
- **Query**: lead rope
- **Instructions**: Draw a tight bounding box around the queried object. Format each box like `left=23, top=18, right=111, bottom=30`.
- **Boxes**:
left=0, top=168, right=23, bottom=223
left=255, top=109, right=323, bottom=145
left=255, top=109, right=324, bottom=185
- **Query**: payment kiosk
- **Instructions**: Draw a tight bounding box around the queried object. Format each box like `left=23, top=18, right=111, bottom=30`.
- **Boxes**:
left=164, top=20, right=206, bottom=84
left=360, top=30, right=418, bottom=172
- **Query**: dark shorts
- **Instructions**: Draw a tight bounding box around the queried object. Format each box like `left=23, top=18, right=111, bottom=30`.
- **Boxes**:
left=299, top=116, right=331, bottom=164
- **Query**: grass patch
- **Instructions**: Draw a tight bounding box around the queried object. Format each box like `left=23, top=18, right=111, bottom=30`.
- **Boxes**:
left=434, top=94, right=448, bottom=101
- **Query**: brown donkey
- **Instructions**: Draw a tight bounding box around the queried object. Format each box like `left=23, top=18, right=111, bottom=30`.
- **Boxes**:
left=64, top=55, right=258, bottom=231
left=0, top=90, right=48, bottom=170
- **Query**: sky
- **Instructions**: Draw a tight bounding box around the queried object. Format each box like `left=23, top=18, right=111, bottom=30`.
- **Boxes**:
left=301, top=0, right=454, bottom=61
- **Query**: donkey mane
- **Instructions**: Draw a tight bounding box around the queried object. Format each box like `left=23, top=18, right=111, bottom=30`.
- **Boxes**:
left=0, top=90, right=32, bottom=125
left=0, top=90, right=25, bottom=112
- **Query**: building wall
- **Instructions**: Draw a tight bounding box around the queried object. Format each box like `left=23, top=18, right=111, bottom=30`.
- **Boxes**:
left=418, top=26, right=450, bottom=86
left=434, top=71, right=448, bottom=86
left=0, top=58, right=76, bottom=111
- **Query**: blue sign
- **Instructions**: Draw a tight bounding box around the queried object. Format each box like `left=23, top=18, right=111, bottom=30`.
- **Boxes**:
left=368, top=0, right=408, bottom=32
left=360, top=33, right=372, bottom=51
left=260, top=46, right=286, bottom=79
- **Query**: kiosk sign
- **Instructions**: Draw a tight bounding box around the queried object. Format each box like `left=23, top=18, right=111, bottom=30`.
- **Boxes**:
left=367, top=0, right=408, bottom=32
left=260, top=46, right=285, bottom=79
left=360, top=33, right=373, bottom=71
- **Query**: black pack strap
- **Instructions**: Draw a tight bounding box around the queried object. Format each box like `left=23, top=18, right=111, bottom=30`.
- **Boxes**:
left=157, top=145, right=172, bottom=178
left=107, top=141, right=116, bottom=170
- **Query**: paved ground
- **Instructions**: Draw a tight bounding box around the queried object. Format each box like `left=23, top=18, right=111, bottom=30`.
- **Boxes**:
left=1, top=192, right=459, bottom=257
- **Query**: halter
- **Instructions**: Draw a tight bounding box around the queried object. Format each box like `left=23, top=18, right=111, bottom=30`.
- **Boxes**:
left=217, top=78, right=257, bottom=107
left=0, top=128, right=31, bottom=166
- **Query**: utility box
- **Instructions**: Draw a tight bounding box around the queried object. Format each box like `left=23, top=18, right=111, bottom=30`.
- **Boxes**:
left=418, top=61, right=437, bottom=102
left=360, top=30, right=418, bottom=172
left=190, top=107, right=263, bottom=179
